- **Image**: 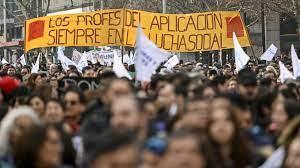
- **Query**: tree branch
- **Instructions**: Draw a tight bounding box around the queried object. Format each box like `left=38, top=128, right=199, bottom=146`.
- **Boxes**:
left=42, top=0, right=51, bottom=16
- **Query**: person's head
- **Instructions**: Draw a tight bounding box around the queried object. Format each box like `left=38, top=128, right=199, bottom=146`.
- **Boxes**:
left=255, top=87, right=278, bottom=128
left=82, top=66, right=95, bottom=78
left=247, top=61, right=255, bottom=71
left=237, top=68, right=258, bottom=101
left=140, top=137, right=167, bottom=168
left=43, top=99, right=64, bottom=124
left=208, top=107, right=236, bottom=145
left=90, top=129, right=138, bottom=168
left=227, top=93, right=253, bottom=130
left=29, top=94, right=46, bottom=117
left=27, top=73, right=38, bottom=89
left=285, top=136, right=300, bottom=168
left=201, top=86, right=216, bottom=101
left=157, top=83, right=176, bottom=108
left=271, top=99, right=300, bottom=134
left=110, top=96, right=146, bottom=133
left=7, top=66, right=16, bottom=76
left=175, top=97, right=209, bottom=130
left=161, top=130, right=215, bottom=168
left=279, top=117, right=300, bottom=168
left=14, top=125, right=63, bottom=168
left=207, top=106, right=250, bottom=167
left=49, top=64, right=59, bottom=75
left=0, top=106, right=40, bottom=157
left=226, top=77, right=238, bottom=93
left=21, top=66, right=30, bottom=76
left=103, top=78, right=133, bottom=105
left=64, top=87, right=86, bottom=121
left=49, top=75, right=58, bottom=88
left=68, top=71, right=81, bottom=77
left=35, top=73, right=48, bottom=87
left=223, top=64, right=233, bottom=77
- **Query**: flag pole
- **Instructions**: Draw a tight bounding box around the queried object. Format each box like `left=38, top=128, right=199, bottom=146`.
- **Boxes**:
left=239, top=11, right=256, bottom=60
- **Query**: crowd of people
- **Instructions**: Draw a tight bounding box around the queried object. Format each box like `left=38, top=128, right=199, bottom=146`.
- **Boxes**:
left=0, top=52, right=299, bottom=168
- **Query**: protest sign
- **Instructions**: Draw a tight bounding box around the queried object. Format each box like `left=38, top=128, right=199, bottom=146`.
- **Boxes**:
left=164, top=55, right=179, bottom=69
left=25, top=9, right=250, bottom=52
left=261, top=44, right=277, bottom=61
left=85, top=50, right=116, bottom=66
left=58, top=77, right=100, bottom=91
left=113, top=51, right=132, bottom=80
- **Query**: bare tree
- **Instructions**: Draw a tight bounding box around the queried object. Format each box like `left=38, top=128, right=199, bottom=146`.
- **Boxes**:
left=167, top=0, right=297, bottom=27
left=15, top=0, right=51, bottom=19
left=101, top=0, right=297, bottom=28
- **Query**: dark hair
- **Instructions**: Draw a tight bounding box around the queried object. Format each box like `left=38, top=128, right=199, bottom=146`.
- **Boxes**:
left=237, top=68, right=257, bottom=86
left=53, top=123, right=76, bottom=166
left=254, top=87, right=278, bottom=128
left=168, top=129, right=218, bottom=168
left=87, top=129, right=136, bottom=163
left=13, top=125, right=60, bottom=168
left=28, top=93, right=46, bottom=105
left=280, top=88, right=298, bottom=100
left=26, top=73, right=38, bottom=90
left=207, top=107, right=252, bottom=168
left=65, top=87, right=86, bottom=104
left=168, top=73, right=190, bottom=97
left=97, top=70, right=117, bottom=80
left=150, top=75, right=168, bottom=91
left=284, top=99, right=300, bottom=120
left=68, top=70, right=81, bottom=77
left=82, top=66, right=93, bottom=74
left=22, top=65, right=31, bottom=72
left=37, top=72, right=47, bottom=78
left=46, top=98, right=65, bottom=110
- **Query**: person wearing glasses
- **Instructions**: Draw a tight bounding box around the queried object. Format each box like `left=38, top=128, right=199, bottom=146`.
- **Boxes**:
left=63, top=87, right=86, bottom=134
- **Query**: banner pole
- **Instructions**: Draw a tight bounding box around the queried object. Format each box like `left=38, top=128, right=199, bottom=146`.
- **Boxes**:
left=239, top=11, right=256, bottom=59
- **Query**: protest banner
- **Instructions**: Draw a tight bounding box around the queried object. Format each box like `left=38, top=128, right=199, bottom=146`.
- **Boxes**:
left=58, top=77, right=101, bottom=91
left=25, top=9, right=250, bottom=52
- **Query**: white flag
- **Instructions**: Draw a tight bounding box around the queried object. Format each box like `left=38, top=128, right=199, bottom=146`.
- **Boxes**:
left=113, top=51, right=132, bottom=80
left=31, top=54, right=41, bottom=73
left=122, top=54, right=130, bottom=64
left=291, top=44, right=300, bottom=78
left=135, top=26, right=170, bottom=82
left=57, top=47, right=78, bottom=71
left=77, top=52, right=88, bottom=72
left=72, top=49, right=82, bottom=64
left=164, top=55, right=179, bottom=69
left=279, top=61, right=295, bottom=83
left=233, top=32, right=250, bottom=72
left=1, top=58, right=8, bottom=64
left=19, top=54, right=26, bottom=66
left=128, top=52, right=135, bottom=65
left=261, top=44, right=278, bottom=61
